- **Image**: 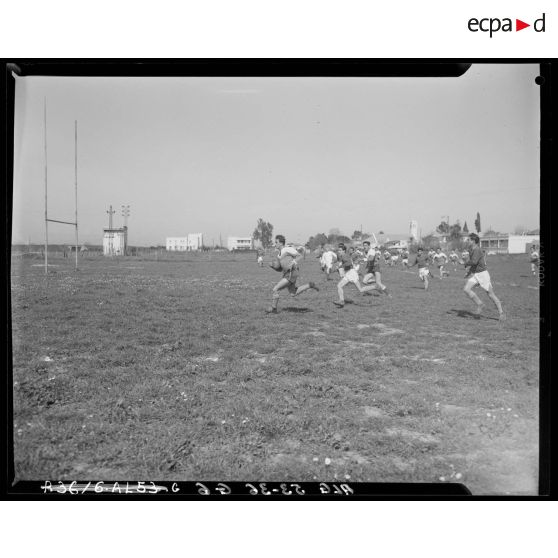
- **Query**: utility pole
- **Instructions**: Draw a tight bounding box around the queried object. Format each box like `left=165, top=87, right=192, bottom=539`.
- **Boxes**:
left=44, top=98, right=48, bottom=275
left=74, top=120, right=79, bottom=271
left=106, top=205, right=116, bottom=256
left=121, top=205, right=130, bottom=228
left=121, top=205, right=130, bottom=255
left=106, top=205, right=115, bottom=229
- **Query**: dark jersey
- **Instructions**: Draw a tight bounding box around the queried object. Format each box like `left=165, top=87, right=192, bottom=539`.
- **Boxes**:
left=339, top=253, right=353, bottom=271
left=465, top=246, right=486, bottom=274
left=414, top=253, right=430, bottom=268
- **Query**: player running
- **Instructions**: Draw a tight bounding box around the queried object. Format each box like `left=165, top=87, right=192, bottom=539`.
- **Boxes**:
left=463, top=233, right=505, bottom=321
left=433, top=247, right=449, bottom=278
left=361, top=241, right=391, bottom=297
left=266, top=235, right=319, bottom=314
left=320, top=246, right=338, bottom=281
left=383, top=250, right=391, bottom=265
left=256, top=248, right=265, bottom=267
left=333, top=243, right=376, bottom=308
left=401, top=248, right=410, bottom=267
left=530, top=246, right=539, bottom=277
left=449, top=249, right=459, bottom=270
left=410, top=247, right=432, bottom=290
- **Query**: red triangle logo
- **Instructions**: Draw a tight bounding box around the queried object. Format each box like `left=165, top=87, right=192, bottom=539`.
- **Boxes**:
left=516, top=19, right=530, bottom=31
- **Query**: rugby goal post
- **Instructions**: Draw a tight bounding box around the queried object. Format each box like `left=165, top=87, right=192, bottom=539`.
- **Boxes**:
left=43, top=99, right=79, bottom=274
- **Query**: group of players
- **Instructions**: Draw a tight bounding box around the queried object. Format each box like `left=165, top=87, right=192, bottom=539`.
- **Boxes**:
left=265, top=233, right=507, bottom=321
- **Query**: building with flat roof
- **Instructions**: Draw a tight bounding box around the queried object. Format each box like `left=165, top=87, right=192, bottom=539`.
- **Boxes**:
left=103, top=227, right=127, bottom=256
left=166, top=233, right=204, bottom=251
left=479, top=232, right=540, bottom=254
left=228, top=237, right=253, bottom=251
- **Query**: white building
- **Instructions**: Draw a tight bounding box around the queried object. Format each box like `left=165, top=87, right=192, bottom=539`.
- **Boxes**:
left=479, top=233, right=540, bottom=254
left=228, top=237, right=253, bottom=251
left=508, top=234, right=540, bottom=254
left=166, top=233, right=204, bottom=251
left=103, top=227, right=127, bottom=256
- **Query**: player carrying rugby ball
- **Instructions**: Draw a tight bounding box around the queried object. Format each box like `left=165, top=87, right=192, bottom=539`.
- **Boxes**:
left=266, top=235, right=319, bottom=314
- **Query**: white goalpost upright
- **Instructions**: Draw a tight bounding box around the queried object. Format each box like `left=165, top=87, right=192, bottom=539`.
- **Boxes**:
left=43, top=98, right=79, bottom=274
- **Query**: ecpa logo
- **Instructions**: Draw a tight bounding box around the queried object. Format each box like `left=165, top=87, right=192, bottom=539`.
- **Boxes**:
left=468, top=13, right=546, bottom=37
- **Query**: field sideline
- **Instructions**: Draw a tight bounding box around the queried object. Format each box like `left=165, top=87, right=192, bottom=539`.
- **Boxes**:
left=10, top=252, right=539, bottom=494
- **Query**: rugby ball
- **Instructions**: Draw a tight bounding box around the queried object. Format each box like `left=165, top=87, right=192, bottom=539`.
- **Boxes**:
left=270, top=257, right=283, bottom=271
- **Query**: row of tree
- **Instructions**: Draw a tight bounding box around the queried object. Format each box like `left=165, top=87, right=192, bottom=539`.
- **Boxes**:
left=435, top=212, right=481, bottom=236
left=253, top=212, right=533, bottom=252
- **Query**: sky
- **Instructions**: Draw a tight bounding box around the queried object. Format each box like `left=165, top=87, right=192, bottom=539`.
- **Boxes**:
left=11, top=64, right=540, bottom=247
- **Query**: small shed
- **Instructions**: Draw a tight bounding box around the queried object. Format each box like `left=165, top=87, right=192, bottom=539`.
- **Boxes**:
left=103, top=227, right=127, bottom=256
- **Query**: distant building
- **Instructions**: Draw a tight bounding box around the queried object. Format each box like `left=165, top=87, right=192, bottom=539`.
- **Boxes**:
left=187, top=233, right=203, bottom=250
left=103, top=227, right=127, bottom=256
left=384, top=239, right=409, bottom=250
left=167, top=237, right=188, bottom=251
left=379, top=234, right=409, bottom=246
left=507, top=234, right=540, bottom=254
left=479, top=233, right=539, bottom=254
left=166, top=233, right=204, bottom=251
left=479, top=232, right=509, bottom=254
left=228, top=237, right=254, bottom=251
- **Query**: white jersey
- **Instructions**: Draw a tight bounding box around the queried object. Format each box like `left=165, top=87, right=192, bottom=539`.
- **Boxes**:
left=321, top=250, right=337, bottom=267
left=279, top=246, right=299, bottom=258
left=364, top=248, right=376, bottom=261
left=433, top=252, right=447, bottom=264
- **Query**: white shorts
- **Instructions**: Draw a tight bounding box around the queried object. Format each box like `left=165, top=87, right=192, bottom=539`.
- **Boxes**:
left=466, top=270, right=492, bottom=292
left=402, top=258, right=408, bottom=265
left=419, top=267, right=429, bottom=280
left=340, top=268, right=360, bottom=284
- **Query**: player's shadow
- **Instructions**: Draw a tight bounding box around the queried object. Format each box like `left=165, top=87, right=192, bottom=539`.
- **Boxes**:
left=282, top=307, right=312, bottom=313
left=448, top=309, right=499, bottom=321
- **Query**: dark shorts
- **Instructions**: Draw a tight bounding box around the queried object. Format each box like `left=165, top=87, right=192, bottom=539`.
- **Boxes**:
left=283, top=267, right=299, bottom=285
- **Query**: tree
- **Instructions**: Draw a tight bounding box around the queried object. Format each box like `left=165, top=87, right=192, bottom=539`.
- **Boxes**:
left=514, top=225, right=528, bottom=235
left=252, top=218, right=274, bottom=248
left=436, top=221, right=450, bottom=234
left=463, top=221, right=469, bottom=233
left=474, top=212, right=481, bottom=233
left=449, top=222, right=462, bottom=241
left=351, top=230, right=363, bottom=241
left=305, top=232, right=328, bottom=250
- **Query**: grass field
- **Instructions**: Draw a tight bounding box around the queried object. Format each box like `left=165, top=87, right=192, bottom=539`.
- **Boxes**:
left=10, top=251, right=539, bottom=494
